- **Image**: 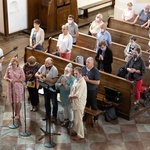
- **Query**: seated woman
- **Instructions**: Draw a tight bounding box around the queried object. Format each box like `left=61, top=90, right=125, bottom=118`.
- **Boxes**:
left=89, top=13, right=104, bottom=37
left=95, top=40, right=113, bottom=73
left=141, top=19, right=150, bottom=29
left=133, top=5, right=150, bottom=27
left=124, top=36, right=141, bottom=62
left=122, top=2, right=135, bottom=22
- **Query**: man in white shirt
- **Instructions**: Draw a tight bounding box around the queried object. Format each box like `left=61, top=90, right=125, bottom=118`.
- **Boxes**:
left=0, top=48, right=4, bottom=97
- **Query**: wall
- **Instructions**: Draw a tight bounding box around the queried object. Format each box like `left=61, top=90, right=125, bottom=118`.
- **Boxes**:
left=7, top=0, right=27, bottom=34
left=114, top=0, right=150, bottom=20
left=0, top=0, right=4, bottom=34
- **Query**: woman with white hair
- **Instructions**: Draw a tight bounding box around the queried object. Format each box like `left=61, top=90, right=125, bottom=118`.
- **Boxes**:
left=55, top=63, right=75, bottom=129
left=89, top=13, right=104, bottom=36
left=56, top=24, right=73, bottom=60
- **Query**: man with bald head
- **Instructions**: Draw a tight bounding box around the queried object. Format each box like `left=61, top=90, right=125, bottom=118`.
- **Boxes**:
left=82, top=57, right=100, bottom=127
left=35, top=57, right=58, bottom=122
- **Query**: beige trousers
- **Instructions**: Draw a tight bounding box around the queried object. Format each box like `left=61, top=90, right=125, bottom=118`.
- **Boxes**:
left=74, top=109, right=84, bottom=138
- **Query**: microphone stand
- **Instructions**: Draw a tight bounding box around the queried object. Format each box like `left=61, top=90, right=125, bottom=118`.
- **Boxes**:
left=38, top=85, right=60, bottom=148
left=9, top=82, right=19, bottom=129
left=20, top=84, right=31, bottom=137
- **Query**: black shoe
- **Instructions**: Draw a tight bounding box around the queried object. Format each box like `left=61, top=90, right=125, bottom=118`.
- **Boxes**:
left=61, top=119, right=69, bottom=127
left=68, top=121, right=74, bottom=129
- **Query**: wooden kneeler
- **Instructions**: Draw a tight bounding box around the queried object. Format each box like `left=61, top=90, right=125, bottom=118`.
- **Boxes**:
left=84, top=107, right=102, bottom=126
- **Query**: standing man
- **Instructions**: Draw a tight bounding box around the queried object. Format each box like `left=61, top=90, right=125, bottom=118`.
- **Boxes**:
left=0, top=48, right=4, bottom=97
left=82, top=57, right=100, bottom=127
left=67, top=14, right=79, bottom=45
left=35, top=57, right=58, bottom=122
left=126, top=47, right=146, bottom=105
left=95, top=23, right=112, bottom=52
left=69, top=67, right=87, bottom=141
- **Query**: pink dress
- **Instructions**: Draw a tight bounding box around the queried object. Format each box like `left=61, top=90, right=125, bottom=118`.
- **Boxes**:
left=4, top=66, right=25, bottom=103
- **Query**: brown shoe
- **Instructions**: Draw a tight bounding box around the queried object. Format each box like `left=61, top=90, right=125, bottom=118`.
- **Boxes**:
left=70, top=131, right=77, bottom=137
left=15, top=115, right=20, bottom=120
left=42, top=116, right=49, bottom=121
left=51, top=116, right=56, bottom=122
left=92, top=120, right=98, bottom=128
left=72, top=136, right=84, bottom=141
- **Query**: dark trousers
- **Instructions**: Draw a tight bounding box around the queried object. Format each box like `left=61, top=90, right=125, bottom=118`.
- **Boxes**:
left=43, top=88, right=58, bottom=117
left=86, top=89, right=98, bottom=120
left=28, top=87, right=39, bottom=106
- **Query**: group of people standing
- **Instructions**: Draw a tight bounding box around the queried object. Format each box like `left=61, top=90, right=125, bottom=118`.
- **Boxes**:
left=2, top=52, right=100, bottom=141
left=1, top=5, right=149, bottom=141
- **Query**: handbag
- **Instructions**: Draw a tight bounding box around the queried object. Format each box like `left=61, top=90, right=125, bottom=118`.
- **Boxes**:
left=27, top=81, right=35, bottom=88
left=104, top=106, right=118, bottom=122
left=104, top=86, right=122, bottom=103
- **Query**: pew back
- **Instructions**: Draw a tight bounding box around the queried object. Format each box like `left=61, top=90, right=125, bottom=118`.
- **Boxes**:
left=107, top=28, right=149, bottom=51
left=47, top=38, right=150, bottom=86
left=107, top=17, right=149, bottom=39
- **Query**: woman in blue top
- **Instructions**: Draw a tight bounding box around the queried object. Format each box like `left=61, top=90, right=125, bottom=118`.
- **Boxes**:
left=133, top=5, right=150, bottom=28
left=55, top=63, right=75, bottom=128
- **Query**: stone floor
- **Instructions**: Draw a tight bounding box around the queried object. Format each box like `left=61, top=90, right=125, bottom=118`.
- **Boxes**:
left=0, top=7, right=150, bottom=150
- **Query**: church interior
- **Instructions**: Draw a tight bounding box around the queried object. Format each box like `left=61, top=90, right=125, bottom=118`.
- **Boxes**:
left=0, top=0, right=150, bottom=150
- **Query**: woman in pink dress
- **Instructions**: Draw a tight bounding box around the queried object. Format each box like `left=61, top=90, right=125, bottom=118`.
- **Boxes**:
left=4, top=58, right=25, bottom=119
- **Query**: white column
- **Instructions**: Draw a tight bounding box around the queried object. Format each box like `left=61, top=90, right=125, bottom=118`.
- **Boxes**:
left=0, top=0, right=4, bottom=34
left=7, top=0, right=27, bottom=34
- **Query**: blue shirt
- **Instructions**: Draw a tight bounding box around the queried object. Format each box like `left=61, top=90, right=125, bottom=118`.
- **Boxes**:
left=96, top=30, right=112, bottom=51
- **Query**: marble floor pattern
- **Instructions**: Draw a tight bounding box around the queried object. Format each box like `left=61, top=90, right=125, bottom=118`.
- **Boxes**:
left=0, top=7, right=150, bottom=150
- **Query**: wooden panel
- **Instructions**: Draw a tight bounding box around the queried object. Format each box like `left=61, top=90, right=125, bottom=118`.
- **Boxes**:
left=27, top=0, right=39, bottom=29
left=38, top=0, right=51, bottom=29
left=47, top=0, right=57, bottom=32
left=64, top=0, right=70, bottom=5
left=57, top=5, right=70, bottom=30
left=70, top=0, right=78, bottom=23
left=57, top=0, right=64, bottom=7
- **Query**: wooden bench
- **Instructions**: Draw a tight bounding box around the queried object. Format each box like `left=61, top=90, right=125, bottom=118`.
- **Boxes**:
left=84, top=107, right=102, bottom=126
left=107, top=17, right=149, bottom=39
left=107, top=28, right=149, bottom=51
left=47, top=37, right=150, bottom=86
left=76, top=32, right=150, bottom=67
left=79, top=0, right=112, bottom=18
left=24, top=47, right=138, bottom=120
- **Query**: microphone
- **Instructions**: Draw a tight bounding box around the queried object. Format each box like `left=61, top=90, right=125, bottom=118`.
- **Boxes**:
left=13, top=46, right=18, bottom=51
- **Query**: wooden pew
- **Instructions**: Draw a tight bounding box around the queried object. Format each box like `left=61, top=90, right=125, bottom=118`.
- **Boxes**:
left=76, top=32, right=150, bottom=67
left=107, top=28, right=149, bottom=51
left=107, top=17, right=149, bottom=39
left=78, top=0, right=112, bottom=18
left=47, top=37, right=150, bottom=86
left=24, top=47, right=137, bottom=120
